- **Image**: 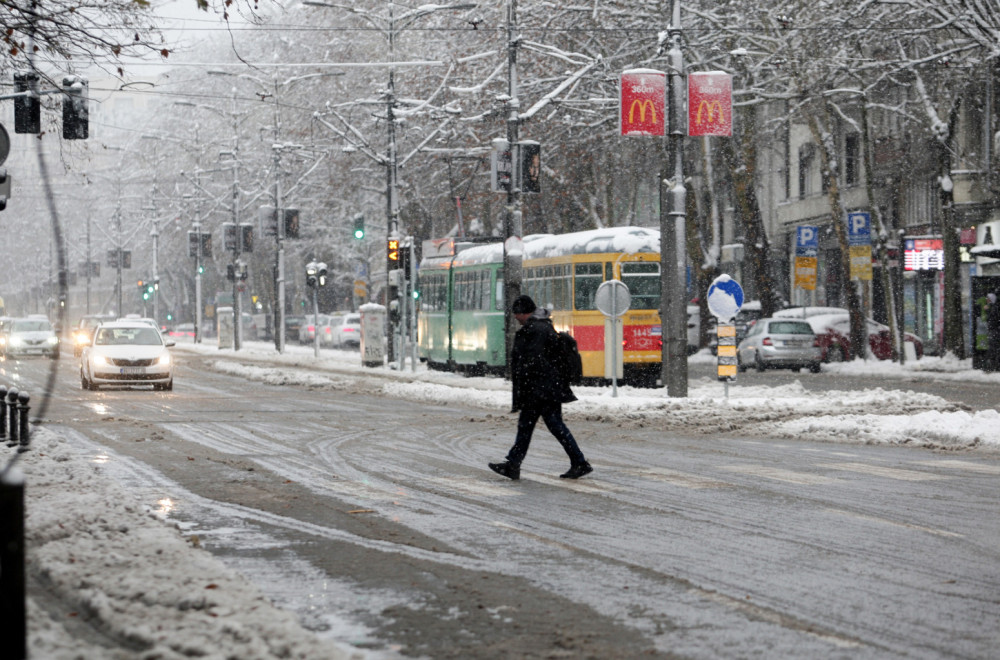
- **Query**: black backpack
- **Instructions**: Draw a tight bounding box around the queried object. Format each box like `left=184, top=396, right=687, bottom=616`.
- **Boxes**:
left=555, top=331, right=583, bottom=385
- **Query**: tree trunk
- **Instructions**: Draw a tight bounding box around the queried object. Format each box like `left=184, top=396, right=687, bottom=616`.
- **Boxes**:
left=718, top=107, right=781, bottom=318
left=805, top=104, right=865, bottom=360
left=940, top=104, right=966, bottom=358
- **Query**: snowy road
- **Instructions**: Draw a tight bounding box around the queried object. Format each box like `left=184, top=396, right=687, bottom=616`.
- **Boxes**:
left=7, top=351, right=1000, bottom=658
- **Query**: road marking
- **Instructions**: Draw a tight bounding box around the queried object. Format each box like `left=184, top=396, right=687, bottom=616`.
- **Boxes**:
left=720, top=465, right=838, bottom=485
left=824, top=508, right=963, bottom=538
left=623, top=467, right=731, bottom=489
left=824, top=462, right=949, bottom=481
left=912, top=460, right=1000, bottom=475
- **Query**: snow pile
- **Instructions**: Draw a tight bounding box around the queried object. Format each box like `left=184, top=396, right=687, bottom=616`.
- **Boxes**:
left=18, top=429, right=362, bottom=660
left=194, top=342, right=999, bottom=450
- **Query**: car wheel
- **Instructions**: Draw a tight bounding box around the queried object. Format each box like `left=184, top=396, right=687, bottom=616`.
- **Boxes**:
left=164, top=379, right=173, bottom=391
left=80, top=372, right=90, bottom=390
left=755, top=352, right=766, bottom=373
left=809, top=362, right=821, bottom=373
left=791, top=366, right=801, bottom=372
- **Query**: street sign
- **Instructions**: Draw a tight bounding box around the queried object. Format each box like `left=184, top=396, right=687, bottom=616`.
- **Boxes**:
left=706, top=274, right=743, bottom=321
left=688, top=72, right=733, bottom=137
left=847, top=212, right=871, bottom=246
left=595, top=279, right=631, bottom=317
left=620, top=69, right=666, bottom=137
left=794, top=225, right=818, bottom=291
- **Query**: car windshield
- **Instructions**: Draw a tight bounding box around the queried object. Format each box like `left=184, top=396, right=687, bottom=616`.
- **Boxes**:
left=13, top=320, right=52, bottom=332
left=95, top=327, right=163, bottom=346
left=345, top=315, right=361, bottom=325
left=769, top=321, right=813, bottom=335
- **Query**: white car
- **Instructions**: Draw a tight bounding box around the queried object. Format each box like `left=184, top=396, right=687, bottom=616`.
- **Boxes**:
left=81, top=321, right=175, bottom=391
left=329, top=313, right=362, bottom=348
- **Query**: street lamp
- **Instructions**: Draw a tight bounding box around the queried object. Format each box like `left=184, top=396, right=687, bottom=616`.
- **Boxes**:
left=206, top=68, right=344, bottom=354
left=174, top=98, right=248, bottom=351
left=303, top=0, right=475, bottom=366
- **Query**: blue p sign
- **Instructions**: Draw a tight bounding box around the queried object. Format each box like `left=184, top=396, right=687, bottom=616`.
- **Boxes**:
left=848, top=212, right=871, bottom=245
left=796, top=225, right=818, bottom=256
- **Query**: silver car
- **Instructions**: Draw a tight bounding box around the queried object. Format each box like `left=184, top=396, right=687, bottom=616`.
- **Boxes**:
left=737, top=318, right=821, bottom=373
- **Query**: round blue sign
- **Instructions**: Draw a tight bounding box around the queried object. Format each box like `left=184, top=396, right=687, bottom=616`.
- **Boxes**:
left=706, top=274, right=744, bottom=321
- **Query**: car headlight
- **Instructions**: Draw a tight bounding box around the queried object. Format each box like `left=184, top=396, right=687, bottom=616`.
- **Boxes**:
left=48, top=336, right=59, bottom=345
left=92, top=354, right=109, bottom=367
left=158, top=353, right=171, bottom=366
left=74, top=333, right=88, bottom=345
left=9, top=337, right=23, bottom=347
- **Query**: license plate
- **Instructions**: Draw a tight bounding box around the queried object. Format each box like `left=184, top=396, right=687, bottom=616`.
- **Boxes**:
left=120, top=367, right=146, bottom=375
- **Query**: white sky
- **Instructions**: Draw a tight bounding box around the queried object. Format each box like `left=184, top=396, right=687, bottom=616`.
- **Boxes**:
left=14, top=343, right=1000, bottom=657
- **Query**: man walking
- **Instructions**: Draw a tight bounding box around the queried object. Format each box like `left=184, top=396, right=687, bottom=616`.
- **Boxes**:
left=489, top=295, right=592, bottom=480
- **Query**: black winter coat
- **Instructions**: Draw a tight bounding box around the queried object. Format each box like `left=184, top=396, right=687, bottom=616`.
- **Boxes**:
left=511, top=310, right=577, bottom=411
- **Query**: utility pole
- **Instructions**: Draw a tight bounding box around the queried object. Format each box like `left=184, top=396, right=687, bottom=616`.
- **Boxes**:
left=385, top=2, right=401, bottom=365
left=502, top=0, right=523, bottom=376
left=660, top=0, right=688, bottom=397
left=115, top=202, right=123, bottom=317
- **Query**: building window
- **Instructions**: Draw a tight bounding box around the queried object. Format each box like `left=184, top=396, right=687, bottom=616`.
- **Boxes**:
left=844, top=134, right=860, bottom=187
left=798, top=144, right=815, bottom=198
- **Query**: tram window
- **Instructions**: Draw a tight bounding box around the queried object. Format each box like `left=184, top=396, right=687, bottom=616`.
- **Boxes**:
left=555, top=264, right=571, bottom=310
left=495, top=280, right=504, bottom=311
left=621, top=262, right=660, bottom=310
left=478, top=270, right=490, bottom=309
left=574, top=262, right=603, bottom=310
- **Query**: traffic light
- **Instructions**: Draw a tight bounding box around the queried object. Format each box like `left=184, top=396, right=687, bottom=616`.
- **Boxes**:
left=305, top=261, right=318, bottom=288
left=137, top=280, right=147, bottom=300
left=283, top=208, right=300, bottom=239
left=223, top=222, right=237, bottom=252
left=62, top=75, right=88, bottom=140
left=387, top=239, right=400, bottom=265
left=13, top=72, right=40, bottom=134
left=240, top=223, right=254, bottom=253
left=146, top=282, right=155, bottom=298
left=226, top=264, right=236, bottom=282
left=317, top=262, right=328, bottom=287
left=352, top=214, right=365, bottom=240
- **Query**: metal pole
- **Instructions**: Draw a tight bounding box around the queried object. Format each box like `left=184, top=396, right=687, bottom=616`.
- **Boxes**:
left=502, top=0, right=523, bottom=378
left=313, top=285, right=320, bottom=358
left=194, top=203, right=203, bottom=344
left=151, top=216, right=159, bottom=326
left=231, top=89, right=242, bottom=352
left=386, top=3, right=400, bottom=365
left=660, top=0, right=688, bottom=397
left=86, top=214, right=92, bottom=313
left=116, top=204, right=123, bottom=317
left=0, top=466, right=26, bottom=660
left=274, top=78, right=287, bottom=354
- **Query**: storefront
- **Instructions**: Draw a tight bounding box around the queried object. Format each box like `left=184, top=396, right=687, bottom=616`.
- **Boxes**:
left=901, top=236, right=944, bottom=355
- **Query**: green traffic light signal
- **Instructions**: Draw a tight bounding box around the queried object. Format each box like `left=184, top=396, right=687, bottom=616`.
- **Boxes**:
left=352, top=214, right=364, bottom=240
left=353, top=227, right=365, bottom=240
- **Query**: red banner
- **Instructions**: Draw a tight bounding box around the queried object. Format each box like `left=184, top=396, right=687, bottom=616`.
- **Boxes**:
left=688, top=72, right=732, bottom=137
left=620, top=70, right=666, bottom=137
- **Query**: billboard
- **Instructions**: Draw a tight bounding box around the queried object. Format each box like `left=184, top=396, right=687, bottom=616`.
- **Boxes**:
left=620, top=70, right=666, bottom=137
left=688, top=72, right=732, bottom=137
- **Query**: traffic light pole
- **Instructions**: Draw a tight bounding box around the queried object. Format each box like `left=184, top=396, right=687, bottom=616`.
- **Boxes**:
left=502, top=0, right=523, bottom=378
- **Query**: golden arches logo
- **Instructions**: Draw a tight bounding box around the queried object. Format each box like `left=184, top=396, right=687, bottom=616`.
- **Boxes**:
left=695, top=100, right=725, bottom=125
left=628, top=99, right=657, bottom=125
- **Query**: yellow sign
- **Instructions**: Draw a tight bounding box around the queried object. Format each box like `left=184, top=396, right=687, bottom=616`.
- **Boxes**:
left=849, top=245, right=872, bottom=281
left=717, top=363, right=737, bottom=378
left=794, top=256, right=817, bottom=290
left=717, top=344, right=737, bottom=358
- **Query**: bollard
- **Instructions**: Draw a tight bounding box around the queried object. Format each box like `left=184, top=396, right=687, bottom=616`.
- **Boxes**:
left=0, top=466, right=27, bottom=660
left=17, top=392, right=29, bottom=450
left=5, top=388, right=18, bottom=446
left=0, top=385, right=7, bottom=444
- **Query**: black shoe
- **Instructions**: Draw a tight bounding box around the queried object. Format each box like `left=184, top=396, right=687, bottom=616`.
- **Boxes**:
left=560, top=462, right=593, bottom=479
left=489, top=461, right=520, bottom=480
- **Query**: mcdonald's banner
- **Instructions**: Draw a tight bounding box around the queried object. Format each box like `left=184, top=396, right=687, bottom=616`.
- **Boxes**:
left=688, top=71, right=732, bottom=137
left=620, top=69, right=666, bottom=137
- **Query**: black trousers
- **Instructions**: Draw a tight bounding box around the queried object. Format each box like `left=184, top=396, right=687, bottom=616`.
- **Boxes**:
left=506, top=402, right=586, bottom=467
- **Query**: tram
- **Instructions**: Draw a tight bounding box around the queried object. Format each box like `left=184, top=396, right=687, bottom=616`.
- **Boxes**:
left=418, top=226, right=663, bottom=386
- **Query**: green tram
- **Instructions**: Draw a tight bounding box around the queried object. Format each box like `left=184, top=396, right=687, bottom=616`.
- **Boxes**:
left=418, top=227, right=664, bottom=383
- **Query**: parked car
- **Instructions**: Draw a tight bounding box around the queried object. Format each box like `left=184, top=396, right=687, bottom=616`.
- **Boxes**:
left=72, top=314, right=116, bottom=356
left=737, top=317, right=822, bottom=373
left=284, top=315, right=306, bottom=342
left=329, top=313, right=362, bottom=348
left=803, top=313, right=924, bottom=362
left=80, top=321, right=174, bottom=391
left=0, top=317, right=60, bottom=359
left=776, top=307, right=923, bottom=361
left=299, top=314, right=332, bottom=344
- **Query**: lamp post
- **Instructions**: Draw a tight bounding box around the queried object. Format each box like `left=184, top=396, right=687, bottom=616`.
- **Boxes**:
left=174, top=98, right=246, bottom=350
left=302, top=0, right=475, bottom=364
left=207, top=70, right=343, bottom=354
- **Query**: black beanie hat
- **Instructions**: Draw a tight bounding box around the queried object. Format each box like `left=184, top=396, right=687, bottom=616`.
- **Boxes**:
left=511, top=295, right=537, bottom=314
